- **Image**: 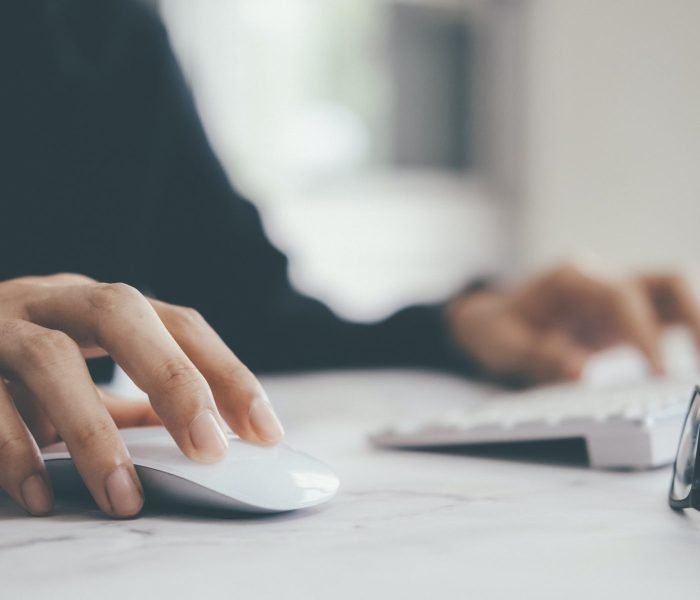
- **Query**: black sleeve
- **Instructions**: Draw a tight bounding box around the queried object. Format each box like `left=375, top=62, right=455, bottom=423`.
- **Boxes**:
left=139, top=13, right=474, bottom=375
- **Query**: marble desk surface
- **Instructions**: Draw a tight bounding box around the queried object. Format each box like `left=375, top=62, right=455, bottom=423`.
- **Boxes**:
left=2, top=369, right=699, bottom=599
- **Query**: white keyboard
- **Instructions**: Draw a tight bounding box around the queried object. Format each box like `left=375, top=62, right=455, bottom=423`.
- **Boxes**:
left=370, top=379, right=696, bottom=470
left=371, top=329, right=700, bottom=469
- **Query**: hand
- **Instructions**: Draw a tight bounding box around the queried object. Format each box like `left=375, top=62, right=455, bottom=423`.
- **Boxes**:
left=0, top=274, right=284, bottom=517
left=447, top=263, right=700, bottom=387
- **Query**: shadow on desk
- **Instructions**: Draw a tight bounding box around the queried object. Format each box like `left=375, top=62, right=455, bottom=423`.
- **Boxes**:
left=0, top=490, right=325, bottom=523
left=397, top=438, right=591, bottom=468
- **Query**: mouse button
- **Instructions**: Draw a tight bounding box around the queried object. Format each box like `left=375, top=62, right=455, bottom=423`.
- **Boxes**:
left=119, top=426, right=171, bottom=446
left=209, top=452, right=339, bottom=509
left=225, top=438, right=275, bottom=459
left=126, top=443, right=192, bottom=469
left=125, top=442, right=279, bottom=485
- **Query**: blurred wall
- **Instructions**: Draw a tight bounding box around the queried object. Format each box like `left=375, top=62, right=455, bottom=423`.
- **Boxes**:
left=388, top=3, right=473, bottom=169
left=520, top=0, right=700, bottom=275
left=160, top=0, right=700, bottom=313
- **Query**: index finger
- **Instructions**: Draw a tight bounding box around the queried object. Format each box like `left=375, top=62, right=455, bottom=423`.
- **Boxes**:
left=149, top=300, right=284, bottom=445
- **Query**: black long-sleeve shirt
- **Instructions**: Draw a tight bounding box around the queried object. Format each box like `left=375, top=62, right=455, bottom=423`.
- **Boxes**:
left=0, top=0, right=470, bottom=377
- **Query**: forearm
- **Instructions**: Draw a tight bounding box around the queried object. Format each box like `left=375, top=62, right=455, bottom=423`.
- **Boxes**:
left=216, top=294, right=473, bottom=375
left=139, top=13, right=474, bottom=376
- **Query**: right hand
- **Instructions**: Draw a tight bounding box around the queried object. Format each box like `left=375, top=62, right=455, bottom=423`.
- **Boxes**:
left=447, top=263, right=700, bottom=386
left=0, top=274, right=284, bottom=518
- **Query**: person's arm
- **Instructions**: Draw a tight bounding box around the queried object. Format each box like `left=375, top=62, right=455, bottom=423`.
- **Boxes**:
left=140, top=17, right=472, bottom=375
left=0, top=0, right=281, bottom=520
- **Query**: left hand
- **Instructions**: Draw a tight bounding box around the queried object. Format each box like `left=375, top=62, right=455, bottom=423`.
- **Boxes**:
left=446, top=263, right=700, bottom=386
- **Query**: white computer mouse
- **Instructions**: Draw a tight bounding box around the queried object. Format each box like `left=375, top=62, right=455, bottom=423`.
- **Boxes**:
left=42, top=426, right=339, bottom=513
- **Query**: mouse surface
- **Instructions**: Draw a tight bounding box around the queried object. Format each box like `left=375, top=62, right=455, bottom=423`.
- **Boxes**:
left=42, top=427, right=339, bottom=513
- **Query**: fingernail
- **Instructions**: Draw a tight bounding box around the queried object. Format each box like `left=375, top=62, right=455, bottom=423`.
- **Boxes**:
left=249, top=396, right=285, bottom=443
left=21, top=474, right=53, bottom=515
left=105, top=466, right=143, bottom=517
left=189, top=410, right=229, bottom=461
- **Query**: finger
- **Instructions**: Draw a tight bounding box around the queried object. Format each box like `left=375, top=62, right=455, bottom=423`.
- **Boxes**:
left=14, top=276, right=107, bottom=359
left=0, top=380, right=53, bottom=515
left=150, top=300, right=283, bottom=445
left=6, top=380, right=59, bottom=447
left=12, top=379, right=161, bottom=438
left=527, top=331, right=590, bottom=385
left=607, top=283, right=665, bottom=375
left=26, top=276, right=110, bottom=358
left=97, top=388, right=162, bottom=429
left=639, top=273, right=700, bottom=349
left=13, top=275, right=109, bottom=358
left=515, top=263, right=628, bottom=350
left=453, top=299, right=588, bottom=387
left=15, top=273, right=96, bottom=287
left=25, top=283, right=230, bottom=463
left=0, top=319, right=143, bottom=517
left=539, top=266, right=665, bottom=373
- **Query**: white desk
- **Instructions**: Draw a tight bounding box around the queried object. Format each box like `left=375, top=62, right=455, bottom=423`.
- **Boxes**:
left=2, top=370, right=699, bottom=599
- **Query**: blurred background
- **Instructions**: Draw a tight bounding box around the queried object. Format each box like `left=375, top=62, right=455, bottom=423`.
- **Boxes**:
left=156, top=0, right=699, bottom=321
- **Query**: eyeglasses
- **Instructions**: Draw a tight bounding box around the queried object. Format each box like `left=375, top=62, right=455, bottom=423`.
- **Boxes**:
left=669, top=386, right=700, bottom=510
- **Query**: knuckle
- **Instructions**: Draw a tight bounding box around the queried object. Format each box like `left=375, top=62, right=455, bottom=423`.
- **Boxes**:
left=169, top=305, right=207, bottom=330
left=0, top=318, right=28, bottom=340
left=213, top=364, right=256, bottom=396
left=155, top=359, right=206, bottom=393
left=0, top=281, right=37, bottom=316
left=19, top=328, right=79, bottom=370
left=53, top=273, right=96, bottom=285
left=0, top=433, right=31, bottom=461
left=89, top=282, right=145, bottom=314
left=71, top=419, right=115, bottom=452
